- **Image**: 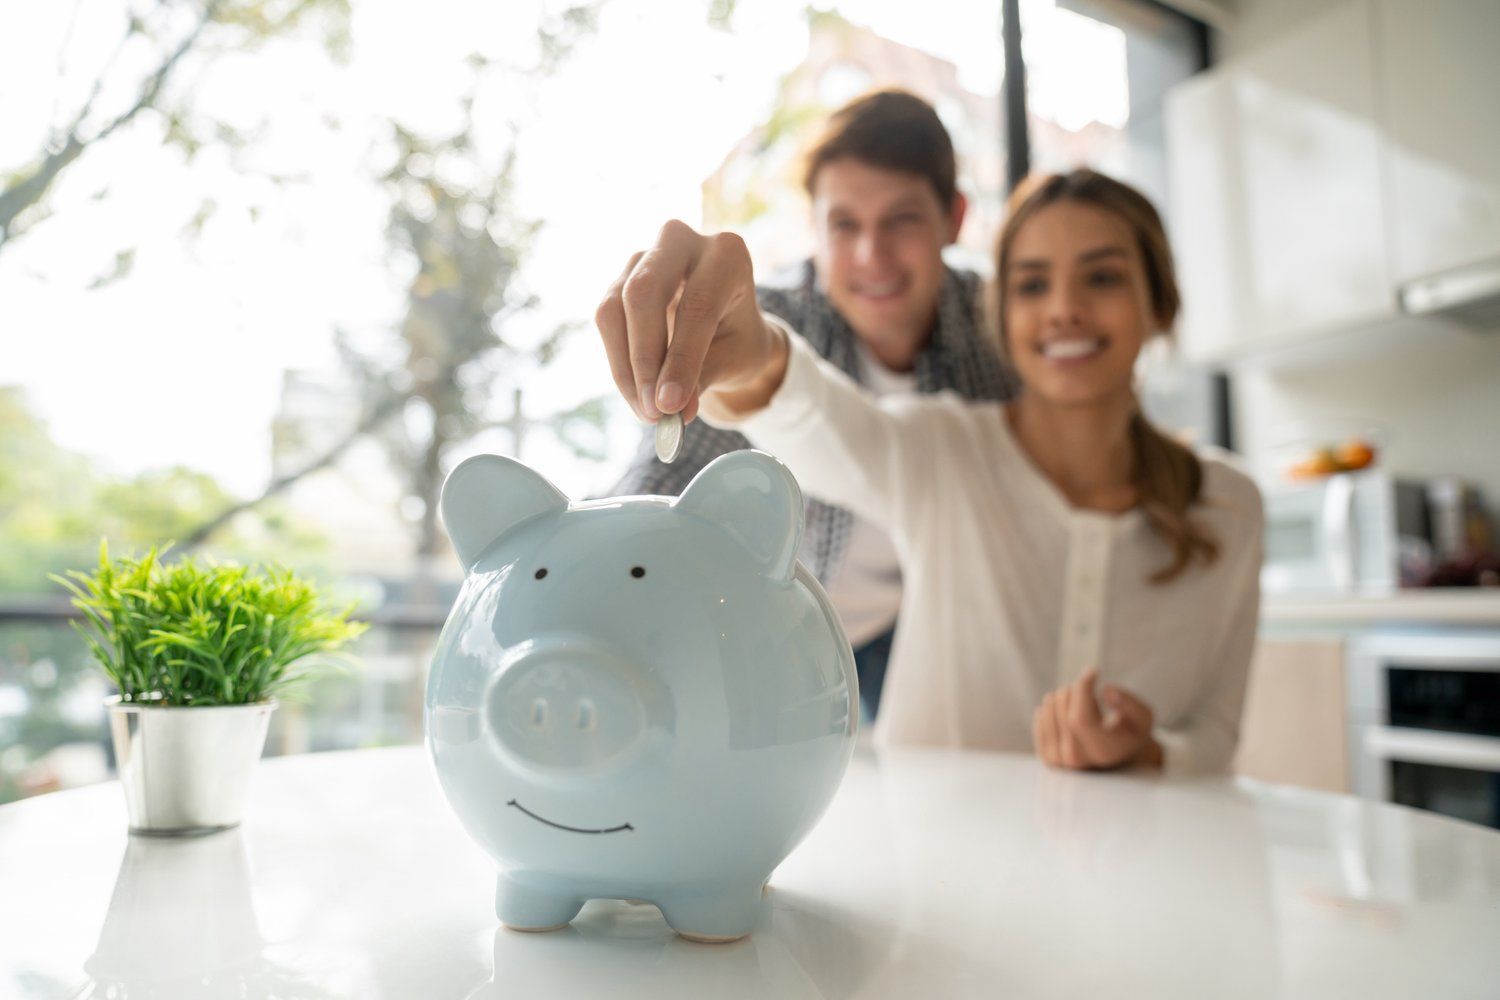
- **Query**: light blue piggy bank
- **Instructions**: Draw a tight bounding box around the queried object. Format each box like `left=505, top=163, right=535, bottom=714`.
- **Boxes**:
left=425, top=449, right=857, bottom=943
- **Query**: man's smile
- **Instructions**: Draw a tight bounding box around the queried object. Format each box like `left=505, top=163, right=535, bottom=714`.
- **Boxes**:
left=507, top=799, right=634, bottom=834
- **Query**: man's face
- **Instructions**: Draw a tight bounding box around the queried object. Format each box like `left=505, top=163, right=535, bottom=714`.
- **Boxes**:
left=810, top=158, right=965, bottom=353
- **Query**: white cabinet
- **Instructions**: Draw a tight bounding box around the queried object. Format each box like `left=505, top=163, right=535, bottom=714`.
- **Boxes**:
left=1166, top=2, right=1394, bottom=363
left=1164, top=73, right=1243, bottom=362
left=1374, top=0, right=1500, bottom=287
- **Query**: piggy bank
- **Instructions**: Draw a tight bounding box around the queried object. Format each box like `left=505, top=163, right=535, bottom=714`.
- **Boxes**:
left=425, top=449, right=857, bottom=942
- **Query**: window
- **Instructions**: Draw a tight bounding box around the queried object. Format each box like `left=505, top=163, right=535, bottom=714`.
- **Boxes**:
left=1020, top=0, right=1206, bottom=215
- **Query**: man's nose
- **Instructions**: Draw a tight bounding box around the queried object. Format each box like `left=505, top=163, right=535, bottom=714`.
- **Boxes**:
left=853, top=229, right=885, bottom=267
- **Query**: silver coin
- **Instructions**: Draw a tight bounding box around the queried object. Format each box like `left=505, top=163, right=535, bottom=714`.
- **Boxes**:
left=654, top=412, right=684, bottom=464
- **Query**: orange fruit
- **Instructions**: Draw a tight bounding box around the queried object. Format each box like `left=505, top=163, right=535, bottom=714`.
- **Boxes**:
left=1335, top=439, right=1376, bottom=471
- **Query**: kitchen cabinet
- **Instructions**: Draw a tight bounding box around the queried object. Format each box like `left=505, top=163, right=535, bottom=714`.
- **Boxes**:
left=1234, top=637, right=1348, bottom=792
left=1165, top=1, right=1392, bottom=363
left=1374, top=0, right=1500, bottom=287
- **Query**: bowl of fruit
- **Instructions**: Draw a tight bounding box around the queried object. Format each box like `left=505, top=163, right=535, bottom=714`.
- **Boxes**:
left=1272, top=423, right=1387, bottom=482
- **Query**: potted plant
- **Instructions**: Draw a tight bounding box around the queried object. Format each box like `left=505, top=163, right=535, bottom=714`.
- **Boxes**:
left=53, top=542, right=367, bottom=836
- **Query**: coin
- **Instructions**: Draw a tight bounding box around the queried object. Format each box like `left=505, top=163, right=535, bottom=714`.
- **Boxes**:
left=654, top=412, right=684, bottom=464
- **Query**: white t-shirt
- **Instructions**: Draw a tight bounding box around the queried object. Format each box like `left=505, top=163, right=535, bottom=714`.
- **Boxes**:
left=705, top=328, right=1265, bottom=774
left=820, top=338, right=915, bottom=648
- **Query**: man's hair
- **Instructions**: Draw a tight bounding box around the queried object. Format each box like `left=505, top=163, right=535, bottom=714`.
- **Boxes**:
left=801, top=88, right=959, bottom=209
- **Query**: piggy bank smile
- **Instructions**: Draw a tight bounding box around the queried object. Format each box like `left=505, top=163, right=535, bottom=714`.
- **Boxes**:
left=426, top=450, right=856, bottom=943
left=507, top=799, right=634, bottom=835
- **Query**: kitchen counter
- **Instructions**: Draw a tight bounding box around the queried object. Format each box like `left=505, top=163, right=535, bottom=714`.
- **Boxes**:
left=1261, top=588, right=1500, bottom=626
left=3, top=744, right=1499, bottom=998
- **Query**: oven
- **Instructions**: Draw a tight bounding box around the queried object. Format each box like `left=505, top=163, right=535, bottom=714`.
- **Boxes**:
left=1347, top=630, right=1500, bottom=829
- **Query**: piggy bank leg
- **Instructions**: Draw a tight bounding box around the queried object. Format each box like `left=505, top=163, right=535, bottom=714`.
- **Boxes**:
left=496, top=873, right=583, bottom=932
left=658, top=881, right=765, bottom=943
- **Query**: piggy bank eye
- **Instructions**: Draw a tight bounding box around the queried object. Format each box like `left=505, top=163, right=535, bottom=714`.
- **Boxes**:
left=575, top=699, right=596, bottom=732
left=534, top=568, right=547, bottom=580
left=630, top=566, right=645, bottom=579
left=529, top=698, right=548, bottom=729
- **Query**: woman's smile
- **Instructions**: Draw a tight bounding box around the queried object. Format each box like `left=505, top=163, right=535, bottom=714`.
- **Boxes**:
left=1037, top=336, right=1108, bottom=362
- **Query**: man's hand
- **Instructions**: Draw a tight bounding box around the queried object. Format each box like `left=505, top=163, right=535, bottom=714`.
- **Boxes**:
left=595, top=219, right=790, bottom=425
left=1032, top=668, right=1163, bottom=771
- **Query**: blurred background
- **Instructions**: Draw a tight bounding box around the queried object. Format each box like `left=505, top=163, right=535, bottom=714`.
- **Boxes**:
left=6, top=0, right=1499, bottom=825
left=3, top=0, right=1218, bottom=803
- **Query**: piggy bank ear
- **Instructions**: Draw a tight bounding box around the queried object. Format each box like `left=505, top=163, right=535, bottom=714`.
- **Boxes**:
left=676, top=450, right=803, bottom=581
left=440, top=454, right=568, bottom=571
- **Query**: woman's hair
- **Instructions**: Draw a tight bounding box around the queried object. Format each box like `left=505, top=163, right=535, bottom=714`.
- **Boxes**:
left=801, top=89, right=959, bottom=210
left=988, top=168, right=1218, bottom=584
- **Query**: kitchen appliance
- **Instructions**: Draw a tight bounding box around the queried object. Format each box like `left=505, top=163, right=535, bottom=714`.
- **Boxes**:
left=1347, top=630, right=1500, bottom=830
left=1398, top=256, right=1500, bottom=329
left=1261, top=469, right=1432, bottom=593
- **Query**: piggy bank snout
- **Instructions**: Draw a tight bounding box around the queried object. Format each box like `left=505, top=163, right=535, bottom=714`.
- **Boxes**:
left=484, top=641, right=670, bottom=777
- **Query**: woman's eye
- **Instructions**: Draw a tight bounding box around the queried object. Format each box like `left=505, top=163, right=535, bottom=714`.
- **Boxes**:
left=1015, top=278, right=1047, bottom=297
left=831, top=219, right=857, bottom=234
left=1088, top=270, right=1125, bottom=288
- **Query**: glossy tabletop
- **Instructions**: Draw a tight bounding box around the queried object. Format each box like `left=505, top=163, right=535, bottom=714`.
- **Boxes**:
left=3, top=744, right=1498, bottom=999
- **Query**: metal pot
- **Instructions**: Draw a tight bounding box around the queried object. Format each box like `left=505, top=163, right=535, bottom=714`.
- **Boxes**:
left=106, top=697, right=277, bottom=836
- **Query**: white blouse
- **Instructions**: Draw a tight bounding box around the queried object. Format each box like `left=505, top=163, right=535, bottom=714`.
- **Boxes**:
left=704, top=328, right=1265, bottom=774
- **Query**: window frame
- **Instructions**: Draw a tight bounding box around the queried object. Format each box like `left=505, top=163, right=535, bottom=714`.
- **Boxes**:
left=998, top=0, right=1231, bottom=450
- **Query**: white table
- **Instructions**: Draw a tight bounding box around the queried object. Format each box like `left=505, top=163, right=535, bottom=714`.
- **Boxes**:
left=3, top=744, right=1498, bottom=999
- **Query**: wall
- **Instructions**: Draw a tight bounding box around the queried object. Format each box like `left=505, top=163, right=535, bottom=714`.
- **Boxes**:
left=1232, top=323, right=1500, bottom=501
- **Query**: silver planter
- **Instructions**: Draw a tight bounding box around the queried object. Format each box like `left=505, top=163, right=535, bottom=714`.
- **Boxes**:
left=106, top=697, right=277, bottom=836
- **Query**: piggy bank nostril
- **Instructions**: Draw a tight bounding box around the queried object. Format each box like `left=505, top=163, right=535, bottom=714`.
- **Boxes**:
left=484, top=645, right=666, bottom=772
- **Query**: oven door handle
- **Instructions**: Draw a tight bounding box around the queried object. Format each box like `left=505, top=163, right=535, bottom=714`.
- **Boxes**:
left=1363, top=726, right=1500, bottom=771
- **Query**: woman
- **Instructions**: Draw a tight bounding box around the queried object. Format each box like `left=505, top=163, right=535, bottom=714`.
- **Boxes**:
left=596, top=169, right=1263, bottom=774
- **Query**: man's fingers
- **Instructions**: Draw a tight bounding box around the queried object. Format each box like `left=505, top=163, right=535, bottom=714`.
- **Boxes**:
left=622, top=220, right=703, bottom=420
left=657, top=232, right=749, bottom=414
left=596, top=251, right=645, bottom=420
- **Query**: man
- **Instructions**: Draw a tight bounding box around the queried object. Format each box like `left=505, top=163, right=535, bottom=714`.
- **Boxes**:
left=609, top=88, right=1017, bottom=721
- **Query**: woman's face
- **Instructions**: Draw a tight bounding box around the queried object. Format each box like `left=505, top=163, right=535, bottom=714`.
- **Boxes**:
left=1003, top=200, right=1159, bottom=410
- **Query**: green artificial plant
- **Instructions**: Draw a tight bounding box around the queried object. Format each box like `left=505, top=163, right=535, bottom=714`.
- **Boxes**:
left=53, top=542, right=367, bottom=706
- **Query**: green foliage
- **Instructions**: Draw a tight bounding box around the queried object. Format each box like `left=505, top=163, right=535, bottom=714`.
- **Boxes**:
left=0, top=0, right=354, bottom=249
left=0, top=388, right=332, bottom=594
left=52, top=542, right=367, bottom=706
left=706, top=0, right=738, bottom=30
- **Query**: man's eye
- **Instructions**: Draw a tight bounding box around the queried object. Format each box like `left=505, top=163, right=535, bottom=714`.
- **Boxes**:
left=832, top=219, right=857, bottom=234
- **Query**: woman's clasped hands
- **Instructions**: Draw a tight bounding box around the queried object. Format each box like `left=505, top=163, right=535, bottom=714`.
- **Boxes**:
left=1033, top=668, right=1164, bottom=771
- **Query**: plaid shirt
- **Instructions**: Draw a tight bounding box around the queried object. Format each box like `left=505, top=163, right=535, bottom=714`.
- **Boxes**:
left=609, top=258, right=1020, bottom=585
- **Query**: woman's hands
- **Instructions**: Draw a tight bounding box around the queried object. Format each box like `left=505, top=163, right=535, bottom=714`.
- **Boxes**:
left=1033, top=668, right=1164, bottom=770
left=595, top=219, right=790, bottom=425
